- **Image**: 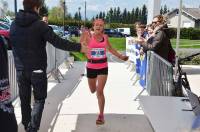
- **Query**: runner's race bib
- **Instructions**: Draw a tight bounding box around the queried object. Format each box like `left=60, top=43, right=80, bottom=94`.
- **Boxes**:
left=90, top=48, right=105, bottom=59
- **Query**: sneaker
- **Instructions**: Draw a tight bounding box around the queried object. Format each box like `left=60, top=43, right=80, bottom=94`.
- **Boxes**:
left=96, top=114, right=105, bottom=125
left=26, top=125, right=37, bottom=132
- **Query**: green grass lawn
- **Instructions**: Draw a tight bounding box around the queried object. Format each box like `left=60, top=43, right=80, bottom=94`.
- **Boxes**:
left=171, top=39, right=200, bottom=48
left=70, top=37, right=200, bottom=60
left=71, top=37, right=126, bottom=51
left=72, top=37, right=200, bottom=50
left=109, top=38, right=200, bottom=49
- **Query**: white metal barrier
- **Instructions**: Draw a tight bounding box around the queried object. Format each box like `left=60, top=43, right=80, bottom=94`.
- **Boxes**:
left=9, top=42, right=71, bottom=101
left=146, top=51, right=174, bottom=96
left=8, top=51, right=18, bottom=101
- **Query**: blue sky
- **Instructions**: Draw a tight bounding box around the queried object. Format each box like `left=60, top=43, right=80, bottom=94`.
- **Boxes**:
left=7, top=0, right=200, bottom=18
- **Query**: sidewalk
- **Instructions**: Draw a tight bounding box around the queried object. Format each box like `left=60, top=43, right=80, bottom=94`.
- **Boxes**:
left=15, top=61, right=153, bottom=132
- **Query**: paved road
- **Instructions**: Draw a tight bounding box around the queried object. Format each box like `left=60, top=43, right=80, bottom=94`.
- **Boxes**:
left=15, top=61, right=153, bottom=132
left=14, top=51, right=200, bottom=132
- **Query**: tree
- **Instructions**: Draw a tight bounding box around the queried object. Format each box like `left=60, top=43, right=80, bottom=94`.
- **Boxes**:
left=67, top=13, right=72, bottom=19
left=99, top=11, right=103, bottom=19
left=105, top=13, right=109, bottom=23
left=59, top=0, right=68, bottom=17
left=113, top=7, right=117, bottom=23
left=6, top=11, right=15, bottom=17
left=91, top=4, right=149, bottom=24
left=135, top=7, right=139, bottom=21
left=141, top=4, right=147, bottom=24
left=163, top=5, right=168, bottom=14
left=91, top=17, right=95, bottom=21
left=74, top=12, right=79, bottom=20
left=127, top=11, right=131, bottom=24
left=102, top=12, right=106, bottom=20
left=131, top=8, right=135, bottom=23
left=122, top=8, right=127, bottom=23
left=160, top=6, right=163, bottom=15
left=138, top=9, right=142, bottom=23
left=96, top=14, right=99, bottom=19
left=116, top=7, right=121, bottom=23
left=78, top=8, right=81, bottom=20
left=49, top=7, right=63, bottom=20
left=108, top=8, right=114, bottom=23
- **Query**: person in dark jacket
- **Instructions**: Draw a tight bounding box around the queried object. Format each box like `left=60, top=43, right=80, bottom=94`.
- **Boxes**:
left=0, top=33, right=18, bottom=132
left=136, top=15, right=172, bottom=61
left=9, top=0, right=87, bottom=132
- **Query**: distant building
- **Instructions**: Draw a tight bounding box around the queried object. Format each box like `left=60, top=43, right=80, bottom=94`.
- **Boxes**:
left=165, top=8, right=200, bottom=28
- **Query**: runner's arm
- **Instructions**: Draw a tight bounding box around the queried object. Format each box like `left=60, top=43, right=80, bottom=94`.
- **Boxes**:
left=106, top=35, right=128, bottom=61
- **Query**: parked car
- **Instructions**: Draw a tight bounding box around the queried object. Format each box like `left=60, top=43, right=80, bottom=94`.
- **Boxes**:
left=104, top=29, right=124, bottom=37
left=0, top=30, right=11, bottom=49
left=116, top=28, right=131, bottom=37
left=0, top=16, right=12, bottom=25
left=0, top=22, right=10, bottom=30
left=49, top=25, right=63, bottom=37
left=67, top=26, right=80, bottom=37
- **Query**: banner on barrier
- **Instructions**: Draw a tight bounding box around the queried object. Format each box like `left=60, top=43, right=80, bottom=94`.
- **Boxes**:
left=126, top=37, right=147, bottom=88
left=139, top=54, right=147, bottom=88
left=126, top=37, right=140, bottom=64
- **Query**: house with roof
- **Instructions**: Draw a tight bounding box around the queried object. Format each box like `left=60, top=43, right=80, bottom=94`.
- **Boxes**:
left=165, top=8, right=200, bottom=28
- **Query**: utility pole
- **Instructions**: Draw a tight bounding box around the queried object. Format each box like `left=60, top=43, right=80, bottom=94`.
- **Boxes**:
left=78, top=7, right=81, bottom=28
left=84, top=1, right=86, bottom=26
left=14, top=0, right=17, bottom=16
left=174, top=0, right=182, bottom=79
left=147, top=0, right=161, bottom=24
left=63, top=0, right=66, bottom=35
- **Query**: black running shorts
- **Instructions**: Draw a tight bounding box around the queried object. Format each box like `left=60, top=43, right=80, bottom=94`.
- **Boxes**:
left=87, top=67, right=108, bottom=78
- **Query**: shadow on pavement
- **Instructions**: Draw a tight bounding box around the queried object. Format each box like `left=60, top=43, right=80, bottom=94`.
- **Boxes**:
left=71, top=114, right=153, bottom=132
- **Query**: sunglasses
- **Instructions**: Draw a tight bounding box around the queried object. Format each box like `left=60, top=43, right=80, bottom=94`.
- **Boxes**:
left=152, top=21, right=158, bottom=24
left=152, top=20, right=161, bottom=24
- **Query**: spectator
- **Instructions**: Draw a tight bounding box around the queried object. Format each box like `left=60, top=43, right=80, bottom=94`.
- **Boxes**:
left=136, top=15, right=174, bottom=61
left=0, top=33, right=18, bottom=132
left=136, top=24, right=147, bottom=41
left=10, top=0, right=87, bottom=132
left=42, top=16, right=48, bottom=24
left=135, top=21, right=142, bottom=31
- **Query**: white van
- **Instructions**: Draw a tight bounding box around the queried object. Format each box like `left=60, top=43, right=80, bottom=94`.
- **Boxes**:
left=116, top=28, right=130, bottom=37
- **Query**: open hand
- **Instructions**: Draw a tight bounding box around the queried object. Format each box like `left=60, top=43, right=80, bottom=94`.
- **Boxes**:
left=120, top=55, right=129, bottom=61
left=80, top=44, right=88, bottom=54
left=135, top=38, right=145, bottom=44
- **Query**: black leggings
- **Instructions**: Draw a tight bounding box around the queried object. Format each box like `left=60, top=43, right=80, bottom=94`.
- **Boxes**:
left=0, top=107, right=18, bottom=132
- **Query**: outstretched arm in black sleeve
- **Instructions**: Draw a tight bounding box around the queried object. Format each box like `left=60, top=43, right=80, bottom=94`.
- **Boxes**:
left=42, top=24, right=81, bottom=52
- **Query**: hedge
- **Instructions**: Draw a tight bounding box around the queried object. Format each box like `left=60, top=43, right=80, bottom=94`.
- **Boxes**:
left=49, top=18, right=200, bottom=40
left=48, top=18, right=92, bottom=28
left=167, top=28, right=200, bottom=40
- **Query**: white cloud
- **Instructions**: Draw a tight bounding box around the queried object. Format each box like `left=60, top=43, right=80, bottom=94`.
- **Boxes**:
left=6, top=0, right=200, bottom=19
left=87, top=4, right=99, bottom=11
